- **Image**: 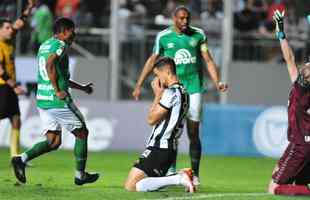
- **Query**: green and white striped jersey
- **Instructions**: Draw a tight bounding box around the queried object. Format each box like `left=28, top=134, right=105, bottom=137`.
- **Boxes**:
left=36, top=37, right=70, bottom=109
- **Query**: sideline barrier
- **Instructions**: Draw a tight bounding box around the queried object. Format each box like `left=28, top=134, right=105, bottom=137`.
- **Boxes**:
left=0, top=100, right=289, bottom=158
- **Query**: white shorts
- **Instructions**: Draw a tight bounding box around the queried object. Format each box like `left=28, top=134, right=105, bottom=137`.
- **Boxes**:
left=38, top=102, right=85, bottom=134
left=187, top=93, right=203, bottom=122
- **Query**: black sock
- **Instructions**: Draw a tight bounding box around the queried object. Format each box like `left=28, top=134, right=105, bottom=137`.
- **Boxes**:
left=190, top=140, right=201, bottom=177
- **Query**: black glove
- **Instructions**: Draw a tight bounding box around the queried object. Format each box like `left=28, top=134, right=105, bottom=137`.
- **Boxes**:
left=273, top=10, right=285, bottom=40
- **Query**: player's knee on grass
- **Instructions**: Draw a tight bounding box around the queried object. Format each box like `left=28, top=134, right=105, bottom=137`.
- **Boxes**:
left=73, top=127, right=89, bottom=140
left=125, top=167, right=146, bottom=192
left=124, top=180, right=137, bottom=192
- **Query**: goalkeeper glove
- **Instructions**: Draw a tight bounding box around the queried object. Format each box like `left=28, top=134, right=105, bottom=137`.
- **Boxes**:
left=273, top=10, right=285, bottom=40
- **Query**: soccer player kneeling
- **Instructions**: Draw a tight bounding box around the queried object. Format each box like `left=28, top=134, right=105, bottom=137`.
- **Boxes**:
left=124, top=57, right=194, bottom=192
left=268, top=10, right=310, bottom=196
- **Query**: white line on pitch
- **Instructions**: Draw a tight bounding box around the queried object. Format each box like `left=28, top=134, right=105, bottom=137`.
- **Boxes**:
left=140, top=192, right=271, bottom=200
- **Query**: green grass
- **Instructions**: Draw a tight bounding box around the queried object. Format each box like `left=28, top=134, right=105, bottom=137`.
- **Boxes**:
left=0, top=148, right=305, bottom=200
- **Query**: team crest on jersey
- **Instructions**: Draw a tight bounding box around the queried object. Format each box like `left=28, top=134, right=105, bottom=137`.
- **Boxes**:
left=167, top=43, right=175, bottom=48
left=190, top=39, right=198, bottom=47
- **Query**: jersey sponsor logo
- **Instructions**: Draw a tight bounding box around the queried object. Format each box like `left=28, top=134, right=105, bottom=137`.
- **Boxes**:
left=253, top=106, right=289, bottom=158
left=307, top=108, right=310, bottom=115
left=174, top=49, right=196, bottom=65
left=36, top=94, right=54, bottom=101
left=37, top=84, right=54, bottom=90
left=39, top=44, right=51, bottom=51
left=141, top=149, right=151, bottom=158
left=305, top=136, right=310, bottom=142
left=167, top=43, right=175, bottom=48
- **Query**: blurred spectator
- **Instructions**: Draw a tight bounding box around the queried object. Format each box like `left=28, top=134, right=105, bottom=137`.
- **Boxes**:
left=266, top=0, right=285, bottom=22
left=0, top=0, right=17, bottom=19
left=86, top=0, right=109, bottom=27
left=200, top=0, right=223, bottom=66
left=284, top=4, right=309, bottom=62
left=55, top=0, right=80, bottom=21
left=234, top=0, right=260, bottom=32
left=118, top=0, right=146, bottom=79
left=232, top=0, right=245, bottom=12
left=31, top=1, right=53, bottom=53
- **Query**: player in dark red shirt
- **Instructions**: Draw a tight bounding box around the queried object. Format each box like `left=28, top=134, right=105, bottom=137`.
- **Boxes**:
left=268, top=10, right=310, bottom=196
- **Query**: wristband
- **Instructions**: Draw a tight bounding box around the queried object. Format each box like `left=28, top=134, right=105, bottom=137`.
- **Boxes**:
left=276, top=31, right=286, bottom=40
left=19, top=14, right=28, bottom=22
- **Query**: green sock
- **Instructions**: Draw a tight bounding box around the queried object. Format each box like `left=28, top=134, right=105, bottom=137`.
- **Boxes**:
left=24, top=140, right=50, bottom=162
left=74, top=138, right=87, bottom=172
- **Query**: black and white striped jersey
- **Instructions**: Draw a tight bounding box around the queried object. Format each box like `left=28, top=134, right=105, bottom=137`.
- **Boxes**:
left=147, top=83, right=189, bottom=150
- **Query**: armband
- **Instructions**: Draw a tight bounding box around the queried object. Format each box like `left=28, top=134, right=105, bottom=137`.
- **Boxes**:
left=276, top=31, right=286, bottom=40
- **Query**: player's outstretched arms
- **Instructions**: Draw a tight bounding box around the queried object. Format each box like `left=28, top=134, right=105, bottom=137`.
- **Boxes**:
left=132, top=54, right=159, bottom=100
left=273, top=10, right=298, bottom=82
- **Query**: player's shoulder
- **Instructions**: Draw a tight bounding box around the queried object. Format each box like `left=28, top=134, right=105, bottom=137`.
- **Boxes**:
left=190, top=26, right=206, bottom=37
left=156, top=27, right=173, bottom=39
left=50, top=38, right=66, bottom=47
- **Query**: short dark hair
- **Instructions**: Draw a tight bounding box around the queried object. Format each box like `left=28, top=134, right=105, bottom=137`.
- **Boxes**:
left=154, top=57, right=176, bottom=75
left=173, top=5, right=190, bottom=17
left=53, top=17, right=75, bottom=34
left=0, top=18, right=12, bottom=28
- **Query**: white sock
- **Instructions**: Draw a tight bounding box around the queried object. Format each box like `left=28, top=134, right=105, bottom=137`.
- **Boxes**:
left=136, top=174, right=181, bottom=192
left=21, top=153, right=28, bottom=163
left=75, top=170, right=84, bottom=179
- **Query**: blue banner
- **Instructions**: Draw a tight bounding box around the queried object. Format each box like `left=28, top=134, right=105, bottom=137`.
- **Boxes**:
left=201, top=104, right=288, bottom=158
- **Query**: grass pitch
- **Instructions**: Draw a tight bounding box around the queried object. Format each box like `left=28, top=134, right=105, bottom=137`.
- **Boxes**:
left=0, top=148, right=304, bottom=200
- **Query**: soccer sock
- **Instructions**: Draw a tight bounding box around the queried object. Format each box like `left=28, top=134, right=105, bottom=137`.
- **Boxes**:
left=74, top=138, right=87, bottom=177
left=167, top=157, right=177, bottom=175
left=190, top=140, right=201, bottom=177
left=23, top=140, right=51, bottom=162
left=10, top=128, right=20, bottom=157
left=136, top=174, right=181, bottom=192
left=275, top=185, right=310, bottom=196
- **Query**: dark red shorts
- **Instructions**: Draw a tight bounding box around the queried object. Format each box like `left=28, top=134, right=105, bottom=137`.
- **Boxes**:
left=272, top=142, right=310, bottom=184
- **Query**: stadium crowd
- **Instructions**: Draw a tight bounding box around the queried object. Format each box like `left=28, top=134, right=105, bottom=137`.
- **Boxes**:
left=0, top=0, right=308, bottom=61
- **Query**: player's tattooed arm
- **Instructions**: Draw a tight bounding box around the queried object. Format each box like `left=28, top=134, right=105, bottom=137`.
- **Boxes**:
left=133, top=54, right=160, bottom=100
left=68, top=80, right=93, bottom=94
left=46, top=54, right=66, bottom=99
left=201, top=47, right=228, bottom=92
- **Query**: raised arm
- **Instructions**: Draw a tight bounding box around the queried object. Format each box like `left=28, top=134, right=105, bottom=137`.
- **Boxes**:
left=132, top=53, right=159, bottom=100
left=12, top=0, right=36, bottom=33
left=279, top=39, right=298, bottom=82
left=273, top=10, right=298, bottom=82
